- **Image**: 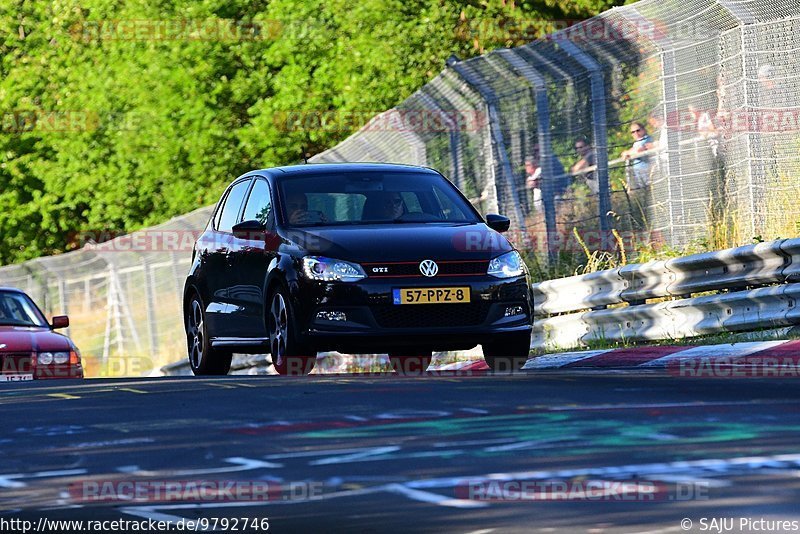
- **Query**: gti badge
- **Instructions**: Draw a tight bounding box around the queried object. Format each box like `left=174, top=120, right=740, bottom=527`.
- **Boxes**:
left=419, top=259, right=439, bottom=277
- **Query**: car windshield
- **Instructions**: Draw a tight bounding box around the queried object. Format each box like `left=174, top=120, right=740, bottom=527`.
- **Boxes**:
left=278, top=171, right=481, bottom=227
left=0, top=291, right=48, bottom=327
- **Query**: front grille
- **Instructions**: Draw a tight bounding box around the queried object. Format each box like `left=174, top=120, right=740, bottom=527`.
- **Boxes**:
left=372, top=302, right=490, bottom=328
left=1, top=352, right=33, bottom=374
left=363, top=260, right=489, bottom=278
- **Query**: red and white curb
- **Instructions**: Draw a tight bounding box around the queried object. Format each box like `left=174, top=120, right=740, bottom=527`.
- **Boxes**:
left=523, top=340, right=800, bottom=371
left=161, top=340, right=800, bottom=376
left=435, top=339, right=800, bottom=373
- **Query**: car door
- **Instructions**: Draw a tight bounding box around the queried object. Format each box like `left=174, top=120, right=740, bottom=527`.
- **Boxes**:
left=228, top=176, right=278, bottom=338
left=205, top=178, right=252, bottom=338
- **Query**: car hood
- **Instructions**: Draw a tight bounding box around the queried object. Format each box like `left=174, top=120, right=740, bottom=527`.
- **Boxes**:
left=283, top=222, right=513, bottom=262
left=0, top=326, right=72, bottom=352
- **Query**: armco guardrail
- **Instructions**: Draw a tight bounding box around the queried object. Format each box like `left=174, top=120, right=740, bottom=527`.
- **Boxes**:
left=532, top=238, right=800, bottom=351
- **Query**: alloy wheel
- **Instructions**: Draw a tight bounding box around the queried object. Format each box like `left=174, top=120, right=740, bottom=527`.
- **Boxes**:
left=188, top=299, right=204, bottom=369
left=269, top=292, right=289, bottom=370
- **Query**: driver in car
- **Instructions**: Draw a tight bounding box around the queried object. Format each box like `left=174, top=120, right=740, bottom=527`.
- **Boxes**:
left=379, top=192, right=405, bottom=219
left=285, top=192, right=326, bottom=225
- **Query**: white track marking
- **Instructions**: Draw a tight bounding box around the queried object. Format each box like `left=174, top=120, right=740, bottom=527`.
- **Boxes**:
left=119, top=457, right=281, bottom=476
left=309, top=446, right=401, bottom=465
left=383, top=484, right=487, bottom=508
left=265, top=447, right=388, bottom=460
left=118, top=453, right=800, bottom=523
left=0, top=469, right=87, bottom=489
left=404, top=453, right=800, bottom=490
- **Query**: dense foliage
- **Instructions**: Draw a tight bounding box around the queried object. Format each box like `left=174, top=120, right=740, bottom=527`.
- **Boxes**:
left=0, top=0, right=622, bottom=264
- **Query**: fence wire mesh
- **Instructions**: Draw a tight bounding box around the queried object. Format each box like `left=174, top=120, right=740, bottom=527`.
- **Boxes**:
left=2, top=0, right=799, bottom=375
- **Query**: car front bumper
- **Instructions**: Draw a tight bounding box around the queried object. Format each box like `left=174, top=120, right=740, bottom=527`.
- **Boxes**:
left=292, top=275, right=532, bottom=352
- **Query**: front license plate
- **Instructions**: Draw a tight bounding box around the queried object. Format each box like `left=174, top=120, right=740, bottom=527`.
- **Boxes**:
left=393, top=287, right=471, bottom=305
left=0, top=374, right=33, bottom=382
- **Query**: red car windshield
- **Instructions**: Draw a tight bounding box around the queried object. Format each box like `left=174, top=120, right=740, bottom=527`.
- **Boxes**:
left=0, top=291, right=48, bottom=327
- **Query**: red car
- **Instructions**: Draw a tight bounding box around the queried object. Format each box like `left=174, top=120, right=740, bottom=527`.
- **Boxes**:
left=0, top=287, right=83, bottom=381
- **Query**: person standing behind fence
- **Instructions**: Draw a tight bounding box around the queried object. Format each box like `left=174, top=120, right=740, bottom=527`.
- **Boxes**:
left=621, top=122, right=656, bottom=190
left=525, top=147, right=569, bottom=214
left=570, top=137, right=597, bottom=195
left=524, top=156, right=542, bottom=214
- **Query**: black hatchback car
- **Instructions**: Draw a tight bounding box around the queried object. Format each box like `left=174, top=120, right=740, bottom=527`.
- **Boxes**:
left=184, top=163, right=532, bottom=375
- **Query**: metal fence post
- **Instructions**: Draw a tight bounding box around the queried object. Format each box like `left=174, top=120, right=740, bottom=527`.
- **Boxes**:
left=716, top=0, right=761, bottom=238
left=448, top=59, right=527, bottom=232
left=432, top=70, right=492, bottom=208
left=415, top=91, right=464, bottom=190
left=56, top=275, right=69, bottom=336
left=141, top=256, right=159, bottom=359
left=496, top=48, right=558, bottom=261
left=557, top=39, right=612, bottom=247
left=620, top=9, right=685, bottom=249
left=170, top=251, right=183, bottom=302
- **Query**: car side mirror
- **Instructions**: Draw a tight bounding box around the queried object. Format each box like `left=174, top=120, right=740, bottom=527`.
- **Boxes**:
left=51, top=315, right=69, bottom=329
left=485, top=214, right=510, bottom=233
left=232, top=219, right=267, bottom=240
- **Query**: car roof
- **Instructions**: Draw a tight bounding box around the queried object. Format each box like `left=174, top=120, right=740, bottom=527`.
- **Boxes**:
left=0, top=287, right=25, bottom=294
left=253, top=162, right=440, bottom=178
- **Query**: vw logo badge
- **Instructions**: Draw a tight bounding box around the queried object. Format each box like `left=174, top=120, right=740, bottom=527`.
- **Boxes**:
left=419, top=259, right=439, bottom=277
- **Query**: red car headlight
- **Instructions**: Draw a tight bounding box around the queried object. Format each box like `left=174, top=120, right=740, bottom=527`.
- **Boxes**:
left=36, top=351, right=75, bottom=365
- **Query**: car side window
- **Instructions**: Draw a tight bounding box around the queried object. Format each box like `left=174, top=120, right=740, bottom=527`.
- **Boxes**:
left=242, top=179, right=272, bottom=225
left=212, top=189, right=230, bottom=230
left=217, top=179, right=252, bottom=233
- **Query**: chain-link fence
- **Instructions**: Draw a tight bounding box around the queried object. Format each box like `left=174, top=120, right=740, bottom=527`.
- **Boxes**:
left=2, top=0, right=799, bottom=376
left=0, top=207, right=212, bottom=376
left=312, top=0, right=800, bottom=260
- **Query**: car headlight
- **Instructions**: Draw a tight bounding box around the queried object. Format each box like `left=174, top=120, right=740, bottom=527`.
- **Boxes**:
left=487, top=251, right=524, bottom=278
left=302, top=256, right=366, bottom=282
left=37, top=352, right=54, bottom=365
left=53, top=351, right=70, bottom=364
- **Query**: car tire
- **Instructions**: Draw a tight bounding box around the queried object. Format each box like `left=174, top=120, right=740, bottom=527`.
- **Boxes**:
left=482, top=332, right=531, bottom=372
left=388, top=352, right=432, bottom=375
left=268, top=286, right=316, bottom=376
left=186, top=294, right=232, bottom=375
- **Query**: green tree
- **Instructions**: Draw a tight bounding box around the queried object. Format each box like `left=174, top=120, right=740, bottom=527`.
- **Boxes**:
left=0, top=0, right=622, bottom=265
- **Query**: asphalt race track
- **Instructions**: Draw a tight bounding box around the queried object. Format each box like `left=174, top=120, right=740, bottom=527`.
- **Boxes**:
left=2, top=369, right=800, bottom=533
